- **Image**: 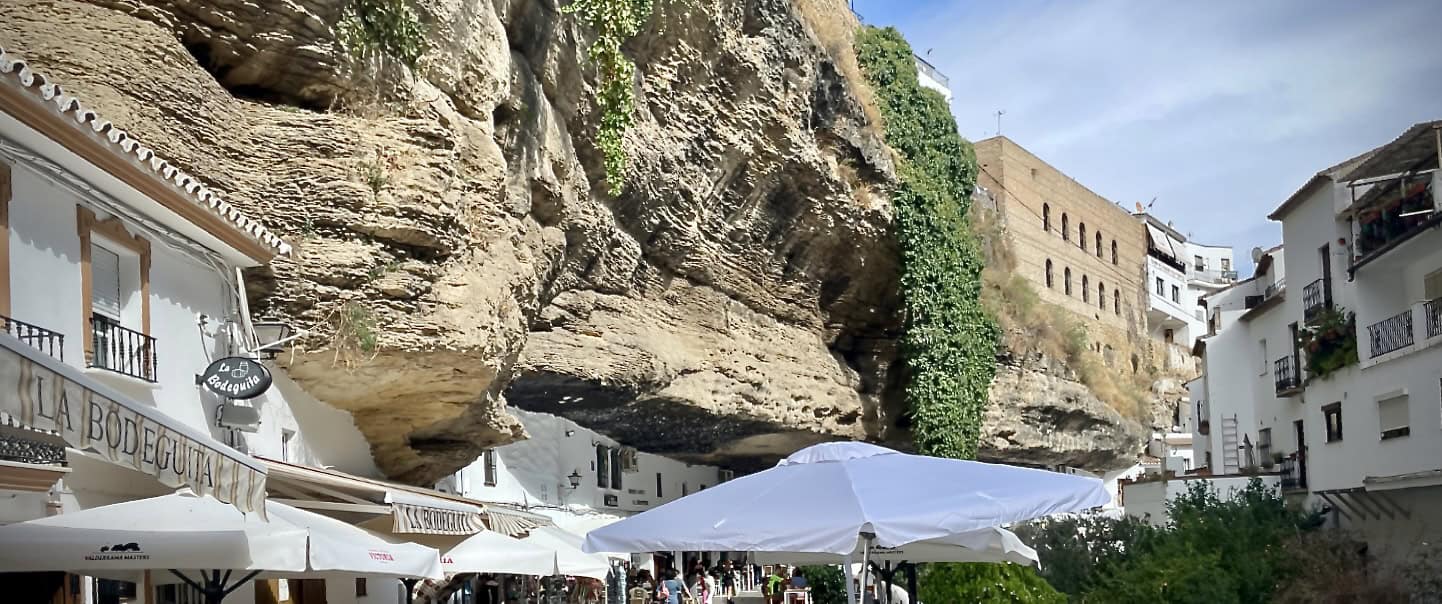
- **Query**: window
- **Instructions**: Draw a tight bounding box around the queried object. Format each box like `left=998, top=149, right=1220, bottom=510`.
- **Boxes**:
left=77, top=208, right=152, bottom=367
left=1156, top=277, right=1164, bottom=296
left=1082, top=276, right=1090, bottom=302
left=1062, top=214, right=1070, bottom=241
left=655, top=472, right=664, bottom=497
left=610, top=447, right=623, bottom=490
left=1042, top=203, right=1051, bottom=232
left=1098, top=282, right=1105, bottom=310
left=596, top=445, right=609, bottom=488
left=1079, top=223, right=1087, bottom=251
left=483, top=449, right=498, bottom=486
left=281, top=429, right=295, bottom=462
left=1045, top=259, right=1054, bottom=288
left=1323, top=403, right=1343, bottom=442
left=682, top=482, right=690, bottom=497
left=1194, top=255, right=1205, bottom=271
left=1426, top=268, right=1442, bottom=300
left=1221, top=258, right=1231, bottom=271
left=1171, top=285, right=1180, bottom=303
left=1378, top=394, right=1410, bottom=440
left=355, top=578, right=367, bottom=597
left=1259, top=339, right=1268, bottom=376
left=1111, top=240, right=1118, bottom=265
left=1113, top=290, right=1121, bottom=315
left=92, top=244, right=123, bottom=319
left=1164, top=329, right=1174, bottom=344
left=1095, top=232, right=1103, bottom=258
left=1258, top=428, right=1272, bottom=463
left=1065, top=268, right=1073, bottom=296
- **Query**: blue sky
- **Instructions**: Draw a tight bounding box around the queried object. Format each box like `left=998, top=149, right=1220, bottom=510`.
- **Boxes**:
left=853, top=0, right=1442, bottom=273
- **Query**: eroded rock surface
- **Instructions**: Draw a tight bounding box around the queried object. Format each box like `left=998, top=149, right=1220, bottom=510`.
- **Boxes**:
left=0, top=0, right=904, bottom=482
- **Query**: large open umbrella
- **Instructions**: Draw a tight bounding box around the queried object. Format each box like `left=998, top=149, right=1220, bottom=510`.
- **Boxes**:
left=583, top=442, right=1108, bottom=603
left=0, top=490, right=442, bottom=603
left=752, top=526, right=1038, bottom=566
left=522, top=525, right=612, bottom=580
left=440, top=529, right=558, bottom=576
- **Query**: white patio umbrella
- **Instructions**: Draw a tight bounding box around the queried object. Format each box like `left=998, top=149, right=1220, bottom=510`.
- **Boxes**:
left=523, top=525, right=612, bottom=580
left=583, top=442, right=1108, bottom=603
left=440, top=529, right=558, bottom=576
left=0, top=490, right=443, bottom=603
left=752, top=526, right=1038, bottom=566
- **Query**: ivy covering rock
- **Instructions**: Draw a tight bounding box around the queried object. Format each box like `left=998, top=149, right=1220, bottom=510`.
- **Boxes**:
left=855, top=26, right=999, bottom=459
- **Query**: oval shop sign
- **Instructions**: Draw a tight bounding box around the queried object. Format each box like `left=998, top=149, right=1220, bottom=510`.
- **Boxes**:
left=200, top=357, right=273, bottom=399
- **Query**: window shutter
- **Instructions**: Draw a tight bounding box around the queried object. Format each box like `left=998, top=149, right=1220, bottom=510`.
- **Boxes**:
left=1425, top=269, right=1442, bottom=301
left=92, top=244, right=123, bottom=318
left=1378, top=395, right=1409, bottom=433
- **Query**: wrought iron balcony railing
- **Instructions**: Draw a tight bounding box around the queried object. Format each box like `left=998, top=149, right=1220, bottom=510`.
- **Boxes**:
left=1274, top=356, right=1302, bottom=396
left=0, top=414, right=66, bottom=466
left=1, top=314, right=64, bottom=360
left=1367, top=309, right=1414, bottom=358
left=89, top=315, right=157, bottom=382
left=1302, top=279, right=1331, bottom=322
left=1426, top=298, right=1441, bottom=340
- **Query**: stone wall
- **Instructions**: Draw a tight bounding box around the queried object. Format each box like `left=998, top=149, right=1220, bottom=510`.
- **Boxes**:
left=975, top=135, right=1150, bottom=364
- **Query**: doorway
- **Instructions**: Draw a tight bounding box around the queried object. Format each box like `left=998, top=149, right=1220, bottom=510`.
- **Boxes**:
left=1293, top=419, right=1308, bottom=489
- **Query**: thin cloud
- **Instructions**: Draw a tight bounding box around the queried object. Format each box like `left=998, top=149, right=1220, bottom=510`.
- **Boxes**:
left=854, top=0, right=1442, bottom=271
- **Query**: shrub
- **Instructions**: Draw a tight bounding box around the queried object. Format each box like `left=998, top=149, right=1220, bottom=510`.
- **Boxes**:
left=919, top=563, right=1065, bottom=604
left=800, top=566, right=847, bottom=604
left=337, top=0, right=429, bottom=68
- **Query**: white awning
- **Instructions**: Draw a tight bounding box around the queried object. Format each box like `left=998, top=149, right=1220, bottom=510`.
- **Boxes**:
left=261, top=457, right=493, bottom=536
left=0, top=335, right=266, bottom=515
left=486, top=506, right=550, bottom=537
left=1146, top=223, right=1184, bottom=261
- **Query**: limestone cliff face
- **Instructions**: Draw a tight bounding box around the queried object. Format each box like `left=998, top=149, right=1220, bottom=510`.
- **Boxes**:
left=0, top=0, right=904, bottom=482
left=0, top=0, right=1142, bottom=483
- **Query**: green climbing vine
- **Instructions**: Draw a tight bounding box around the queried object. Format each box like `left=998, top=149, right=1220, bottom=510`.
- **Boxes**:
left=563, top=0, right=654, bottom=195
left=337, top=0, right=429, bottom=68
left=855, top=27, right=999, bottom=459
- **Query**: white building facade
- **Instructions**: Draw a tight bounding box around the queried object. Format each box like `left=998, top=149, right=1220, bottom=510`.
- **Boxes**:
left=0, top=46, right=469, bottom=604
left=1184, top=121, right=1442, bottom=564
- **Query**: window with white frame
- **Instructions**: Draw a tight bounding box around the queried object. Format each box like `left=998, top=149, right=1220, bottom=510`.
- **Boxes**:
left=1259, top=339, right=1268, bottom=376
left=1378, top=394, right=1410, bottom=440
left=483, top=449, right=498, bottom=486
left=1323, top=403, right=1343, bottom=442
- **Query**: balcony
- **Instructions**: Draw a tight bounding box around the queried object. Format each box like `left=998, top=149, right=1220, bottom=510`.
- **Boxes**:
left=89, top=315, right=157, bottom=382
left=1274, top=356, right=1302, bottom=396
left=1, top=314, right=64, bottom=361
left=1366, top=309, right=1414, bottom=359
left=1349, top=177, right=1438, bottom=275
left=0, top=414, right=67, bottom=467
left=1302, top=279, right=1332, bottom=323
left=1280, top=453, right=1307, bottom=491
left=1427, top=298, right=1441, bottom=339
left=1191, top=268, right=1239, bottom=284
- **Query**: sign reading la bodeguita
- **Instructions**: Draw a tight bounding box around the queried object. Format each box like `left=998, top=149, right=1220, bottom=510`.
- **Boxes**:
left=199, top=357, right=272, bottom=399
left=0, top=336, right=268, bottom=517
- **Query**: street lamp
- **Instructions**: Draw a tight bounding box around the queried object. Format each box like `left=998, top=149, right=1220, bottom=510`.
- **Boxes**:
left=567, top=470, right=582, bottom=489
left=251, top=320, right=296, bottom=360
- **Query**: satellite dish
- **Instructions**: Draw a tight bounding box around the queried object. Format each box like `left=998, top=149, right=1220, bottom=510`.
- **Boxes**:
left=1251, top=247, right=1265, bottom=263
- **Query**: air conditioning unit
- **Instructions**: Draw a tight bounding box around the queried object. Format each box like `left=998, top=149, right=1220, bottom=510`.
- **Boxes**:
left=217, top=403, right=261, bottom=433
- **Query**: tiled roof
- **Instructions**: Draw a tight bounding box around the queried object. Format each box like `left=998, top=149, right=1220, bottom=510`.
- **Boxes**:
left=0, top=46, right=291, bottom=256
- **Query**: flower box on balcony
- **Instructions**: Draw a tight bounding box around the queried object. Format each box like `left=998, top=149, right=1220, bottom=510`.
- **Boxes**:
left=1298, top=307, right=1357, bottom=379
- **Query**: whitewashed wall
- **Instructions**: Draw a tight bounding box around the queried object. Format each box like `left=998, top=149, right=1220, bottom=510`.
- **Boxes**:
left=449, top=409, right=724, bottom=514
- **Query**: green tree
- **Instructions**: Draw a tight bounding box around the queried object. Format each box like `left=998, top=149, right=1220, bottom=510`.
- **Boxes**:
left=854, top=26, right=998, bottom=460
left=563, top=0, right=654, bottom=195
left=800, top=566, right=847, bottom=604
left=919, top=562, right=1066, bottom=604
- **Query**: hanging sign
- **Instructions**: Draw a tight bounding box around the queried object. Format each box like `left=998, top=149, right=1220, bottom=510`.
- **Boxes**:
left=0, top=335, right=268, bottom=517
left=199, top=357, right=272, bottom=399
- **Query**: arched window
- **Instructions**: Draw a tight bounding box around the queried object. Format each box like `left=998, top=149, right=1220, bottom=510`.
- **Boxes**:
left=1095, top=232, right=1103, bottom=258
left=1064, top=267, right=1072, bottom=295
left=1045, top=259, right=1054, bottom=288
left=1098, top=282, right=1106, bottom=310
left=1079, top=223, right=1087, bottom=251
left=1043, top=204, right=1051, bottom=232
left=1114, top=289, right=1121, bottom=315
left=1082, top=275, right=1090, bottom=302
left=1111, top=240, right=1118, bottom=265
left=1062, top=214, right=1070, bottom=241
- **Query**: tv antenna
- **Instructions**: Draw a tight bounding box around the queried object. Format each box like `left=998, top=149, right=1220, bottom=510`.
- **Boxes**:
left=995, top=109, right=1006, bottom=135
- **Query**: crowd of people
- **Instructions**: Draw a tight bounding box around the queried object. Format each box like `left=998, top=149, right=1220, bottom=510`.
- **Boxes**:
left=625, top=558, right=815, bottom=604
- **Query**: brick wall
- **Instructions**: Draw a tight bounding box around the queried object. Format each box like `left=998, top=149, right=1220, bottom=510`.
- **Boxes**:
left=974, top=136, right=1151, bottom=363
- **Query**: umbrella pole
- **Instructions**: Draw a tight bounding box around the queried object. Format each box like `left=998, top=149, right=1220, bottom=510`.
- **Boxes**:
left=402, top=577, right=419, bottom=604
left=843, top=555, right=857, bottom=604
left=858, top=532, right=874, bottom=604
